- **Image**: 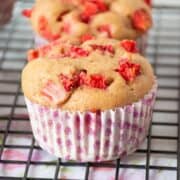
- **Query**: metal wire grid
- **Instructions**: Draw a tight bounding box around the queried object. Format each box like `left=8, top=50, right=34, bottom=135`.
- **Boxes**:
left=0, top=1, right=179, bottom=180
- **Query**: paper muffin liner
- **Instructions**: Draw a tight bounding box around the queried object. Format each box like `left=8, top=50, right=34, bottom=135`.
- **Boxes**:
left=25, top=82, right=157, bottom=162
left=34, top=34, right=148, bottom=55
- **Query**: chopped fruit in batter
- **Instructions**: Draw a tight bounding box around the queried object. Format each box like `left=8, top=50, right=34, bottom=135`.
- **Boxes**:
left=38, top=16, right=60, bottom=41
left=61, top=22, right=71, bottom=34
left=88, top=74, right=108, bottom=89
left=66, top=46, right=90, bottom=58
left=121, top=40, right=138, bottom=53
left=131, top=9, right=152, bottom=32
left=116, top=59, right=141, bottom=82
left=59, top=71, right=109, bottom=91
left=80, top=0, right=108, bottom=23
left=144, top=0, right=152, bottom=7
left=98, top=25, right=112, bottom=38
left=59, top=73, right=80, bottom=92
left=90, top=44, right=114, bottom=54
left=80, top=34, right=95, bottom=43
left=28, top=50, right=39, bottom=61
left=22, top=9, right=33, bottom=18
left=79, top=71, right=108, bottom=89
left=41, top=80, right=68, bottom=105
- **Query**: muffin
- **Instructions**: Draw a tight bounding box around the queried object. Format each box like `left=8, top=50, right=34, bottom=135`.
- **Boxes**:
left=22, top=38, right=157, bottom=162
left=22, top=0, right=152, bottom=51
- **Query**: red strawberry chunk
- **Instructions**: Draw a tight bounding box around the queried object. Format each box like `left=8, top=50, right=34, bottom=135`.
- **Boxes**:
left=80, top=34, right=95, bottom=43
left=98, top=25, right=112, bottom=38
left=39, top=45, right=52, bottom=57
left=62, top=23, right=71, bottom=34
left=105, top=45, right=115, bottom=54
left=22, top=9, right=32, bottom=18
left=59, top=71, right=109, bottom=91
left=91, top=44, right=114, bottom=54
left=144, top=0, right=152, bottom=7
left=65, top=46, right=90, bottom=58
left=27, top=50, right=39, bottom=61
left=80, top=2, right=98, bottom=23
left=79, top=70, right=90, bottom=86
left=89, top=74, right=108, bottom=89
left=41, top=80, right=68, bottom=105
left=121, top=40, right=138, bottom=53
left=71, top=46, right=90, bottom=57
left=131, top=9, right=152, bottom=32
left=79, top=71, right=108, bottom=89
left=116, top=59, right=141, bottom=82
left=59, top=74, right=80, bottom=92
left=39, top=16, right=48, bottom=31
left=39, top=16, right=60, bottom=41
left=94, top=0, right=108, bottom=11
left=80, top=1, right=108, bottom=23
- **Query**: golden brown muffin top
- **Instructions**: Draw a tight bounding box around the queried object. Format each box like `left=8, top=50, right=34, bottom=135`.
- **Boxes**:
left=22, top=38, right=155, bottom=112
left=22, top=0, right=152, bottom=41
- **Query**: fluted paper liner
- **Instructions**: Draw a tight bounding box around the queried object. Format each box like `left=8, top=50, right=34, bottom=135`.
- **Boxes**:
left=25, top=82, right=157, bottom=162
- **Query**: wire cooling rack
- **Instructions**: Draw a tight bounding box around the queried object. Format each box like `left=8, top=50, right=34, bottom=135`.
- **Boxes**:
left=0, top=1, right=180, bottom=180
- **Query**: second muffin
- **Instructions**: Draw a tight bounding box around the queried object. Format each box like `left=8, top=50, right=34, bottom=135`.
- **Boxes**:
left=22, top=38, right=157, bottom=162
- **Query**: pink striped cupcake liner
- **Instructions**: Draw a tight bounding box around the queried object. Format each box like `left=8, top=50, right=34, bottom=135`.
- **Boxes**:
left=25, top=82, right=157, bottom=162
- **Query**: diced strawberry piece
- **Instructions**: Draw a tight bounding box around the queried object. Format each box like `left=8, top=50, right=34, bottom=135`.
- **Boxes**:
left=121, top=40, right=138, bottom=53
left=94, top=0, right=108, bottom=11
left=38, top=16, right=60, bottom=41
left=22, top=9, right=32, bottom=18
left=39, top=16, right=48, bottom=31
left=80, top=34, right=94, bottom=43
left=41, top=80, right=68, bottom=105
left=79, top=70, right=89, bottom=85
left=80, top=1, right=108, bottom=23
left=89, top=74, right=108, bottom=89
left=79, top=71, right=108, bottom=89
left=80, top=2, right=98, bottom=23
left=98, top=25, right=112, bottom=38
left=116, top=59, right=141, bottom=82
left=90, top=44, right=114, bottom=54
left=70, top=46, right=89, bottom=58
left=131, top=9, right=152, bottom=32
left=144, top=0, right=152, bottom=7
left=39, top=44, right=52, bottom=57
left=59, top=71, right=109, bottom=90
left=59, top=73, right=80, bottom=92
left=27, top=50, right=39, bottom=61
left=85, top=1, right=99, bottom=14
left=106, top=45, right=115, bottom=54
left=62, top=22, right=71, bottom=34
left=64, top=46, right=89, bottom=58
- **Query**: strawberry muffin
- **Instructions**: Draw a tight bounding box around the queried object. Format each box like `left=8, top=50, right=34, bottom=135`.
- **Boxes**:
left=22, top=0, right=152, bottom=51
left=22, top=38, right=157, bottom=162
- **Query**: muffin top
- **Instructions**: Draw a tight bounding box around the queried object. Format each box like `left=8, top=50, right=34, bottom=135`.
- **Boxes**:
left=22, top=38, right=154, bottom=112
left=23, top=0, right=152, bottom=41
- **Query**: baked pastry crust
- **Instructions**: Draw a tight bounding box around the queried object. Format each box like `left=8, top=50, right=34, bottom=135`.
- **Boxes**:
left=22, top=38, right=154, bottom=112
left=26, top=0, right=152, bottom=41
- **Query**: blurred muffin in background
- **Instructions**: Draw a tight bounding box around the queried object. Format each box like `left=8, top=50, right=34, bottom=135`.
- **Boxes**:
left=22, top=0, right=152, bottom=51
